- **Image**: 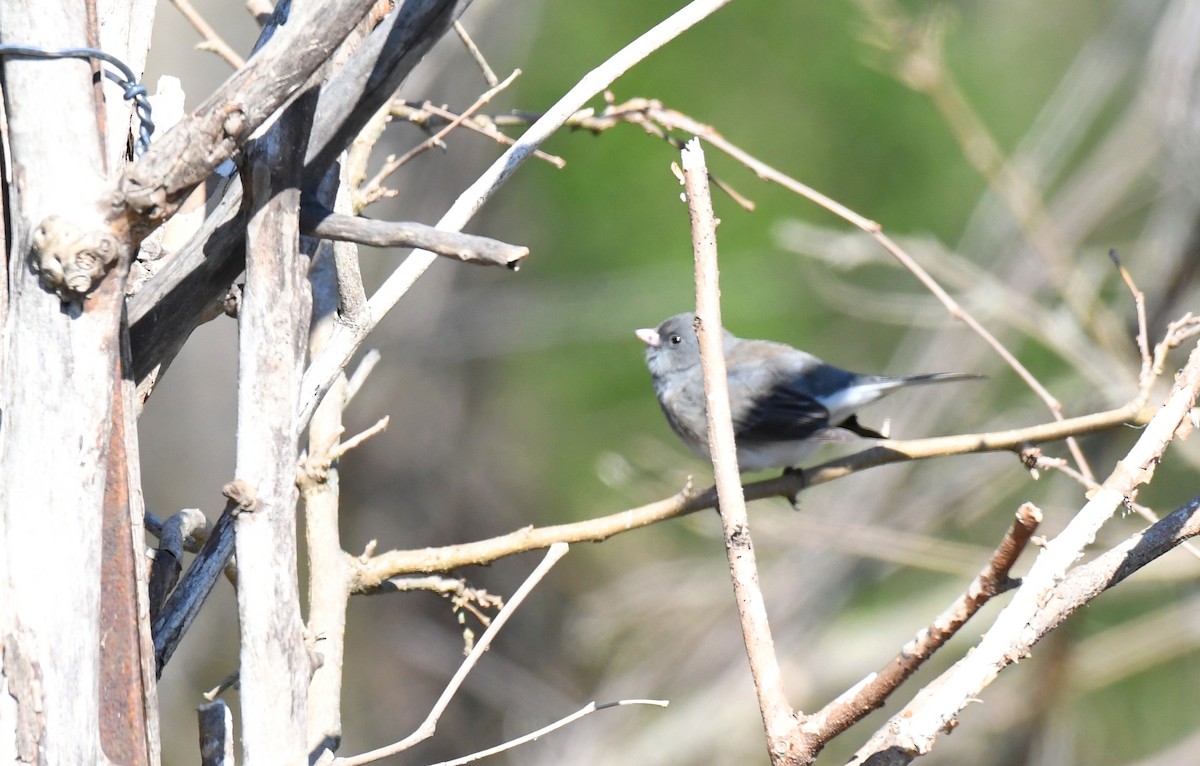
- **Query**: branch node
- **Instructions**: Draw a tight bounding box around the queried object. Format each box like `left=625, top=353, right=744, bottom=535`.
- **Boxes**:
left=221, top=479, right=258, bottom=514
left=30, top=216, right=123, bottom=299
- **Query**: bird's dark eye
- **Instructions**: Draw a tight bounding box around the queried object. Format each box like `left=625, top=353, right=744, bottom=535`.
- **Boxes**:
left=668, top=334, right=683, bottom=345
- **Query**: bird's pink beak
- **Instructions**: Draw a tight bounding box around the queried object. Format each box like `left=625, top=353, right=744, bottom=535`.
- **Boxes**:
left=635, top=328, right=660, bottom=347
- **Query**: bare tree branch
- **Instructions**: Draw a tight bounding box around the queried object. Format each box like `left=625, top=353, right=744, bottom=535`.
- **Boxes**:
left=112, top=0, right=379, bottom=236
left=683, top=139, right=800, bottom=763
left=334, top=543, right=570, bottom=766
left=299, top=205, right=528, bottom=268
left=798, top=504, right=1041, bottom=750
left=350, top=399, right=1151, bottom=584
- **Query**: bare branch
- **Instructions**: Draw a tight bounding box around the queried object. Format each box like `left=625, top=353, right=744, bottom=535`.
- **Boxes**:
left=344, top=349, right=381, bottom=407
left=359, top=69, right=521, bottom=205
left=391, top=100, right=565, bottom=167
left=152, top=484, right=250, bottom=675
left=683, top=139, right=799, bottom=763
left=331, top=415, right=389, bottom=459
left=799, top=504, right=1041, bottom=749
left=299, top=205, right=528, bottom=268
left=452, top=19, right=498, bottom=87
left=335, top=543, right=570, bottom=766
left=169, top=0, right=246, bottom=68
left=231, top=91, right=314, bottom=761
left=148, top=507, right=209, bottom=619
left=350, top=398, right=1151, bottom=583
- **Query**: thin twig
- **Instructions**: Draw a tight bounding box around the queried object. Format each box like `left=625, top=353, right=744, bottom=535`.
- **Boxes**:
left=331, top=415, right=388, bottom=459
left=343, top=349, right=381, bottom=408
left=422, top=699, right=669, bottom=766
left=1110, top=248, right=1153, bottom=390
left=391, top=101, right=566, bottom=168
left=170, top=0, right=247, bottom=68
left=452, top=20, right=498, bottom=87
left=334, top=543, right=570, bottom=766
left=360, top=70, right=521, bottom=206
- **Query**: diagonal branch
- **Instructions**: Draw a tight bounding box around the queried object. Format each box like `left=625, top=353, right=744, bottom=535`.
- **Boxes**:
left=113, top=0, right=380, bottom=236
left=334, top=543, right=570, bottom=766
left=851, top=340, right=1200, bottom=764
left=798, top=503, right=1041, bottom=750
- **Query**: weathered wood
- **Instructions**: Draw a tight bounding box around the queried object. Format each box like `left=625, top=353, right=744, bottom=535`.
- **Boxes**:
left=0, top=1, right=122, bottom=761
left=112, top=0, right=380, bottom=235
left=303, top=241, right=354, bottom=759
left=99, top=364, right=152, bottom=766
left=127, top=0, right=474, bottom=407
left=233, top=91, right=314, bottom=765
left=300, top=204, right=527, bottom=267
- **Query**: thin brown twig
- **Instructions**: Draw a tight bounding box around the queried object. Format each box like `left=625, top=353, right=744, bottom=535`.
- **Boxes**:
left=498, top=98, right=755, bottom=209
left=170, top=0, right=247, bottom=68
left=391, top=101, right=566, bottom=168
left=1152, top=314, right=1200, bottom=378
left=360, top=70, right=522, bottom=207
left=799, top=503, right=1041, bottom=751
left=1110, top=248, right=1153, bottom=390
left=453, top=20, right=498, bottom=87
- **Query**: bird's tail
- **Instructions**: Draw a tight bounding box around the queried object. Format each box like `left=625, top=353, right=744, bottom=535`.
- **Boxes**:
left=897, top=372, right=986, bottom=386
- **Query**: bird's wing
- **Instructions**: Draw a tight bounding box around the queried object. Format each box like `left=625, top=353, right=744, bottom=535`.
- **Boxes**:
left=727, top=365, right=833, bottom=442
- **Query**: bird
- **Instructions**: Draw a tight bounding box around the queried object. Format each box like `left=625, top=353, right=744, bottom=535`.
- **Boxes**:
left=635, top=312, right=982, bottom=472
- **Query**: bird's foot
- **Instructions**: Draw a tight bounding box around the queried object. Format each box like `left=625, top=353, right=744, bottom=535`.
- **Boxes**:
left=782, top=466, right=806, bottom=509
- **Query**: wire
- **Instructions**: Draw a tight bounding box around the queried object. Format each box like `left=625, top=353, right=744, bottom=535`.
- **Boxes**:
left=0, top=44, right=155, bottom=157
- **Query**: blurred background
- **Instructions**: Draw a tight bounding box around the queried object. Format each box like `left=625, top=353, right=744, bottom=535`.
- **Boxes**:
left=139, top=0, right=1200, bottom=763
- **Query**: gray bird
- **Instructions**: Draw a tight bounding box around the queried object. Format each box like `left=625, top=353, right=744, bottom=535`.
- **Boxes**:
left=636, top=313, right=981, bottom=471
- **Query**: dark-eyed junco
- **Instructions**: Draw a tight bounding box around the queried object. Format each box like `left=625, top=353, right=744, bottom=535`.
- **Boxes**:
left=636, top=312, right=981, bottom=471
